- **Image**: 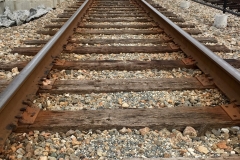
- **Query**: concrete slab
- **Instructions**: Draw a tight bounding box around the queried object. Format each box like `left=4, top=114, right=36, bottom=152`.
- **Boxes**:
left=1, top=0, right=65, bottom=14
left=0, top=0, right=4, bottom=15
left=213, top=14, right=228, bottom=28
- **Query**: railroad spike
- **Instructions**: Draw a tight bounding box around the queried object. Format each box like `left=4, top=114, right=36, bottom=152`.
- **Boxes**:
left=20, top=107, right=27, bottom=112
left=15, top=114, right=23, bottom=119
left=6, top=123, right=17, bottom=130
left=53, top=59, right=65, bottom=66
left=22, top=100, right=33, bottom=106
left=207, top=77, right=214, bottom=80
left=230, top=99, right=237, bottom=103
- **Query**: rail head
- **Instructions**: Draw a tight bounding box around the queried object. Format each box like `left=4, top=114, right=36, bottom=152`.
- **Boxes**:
left=140, top=0, right=240, bottom=105
left=0, top=0, right=92, bottom=151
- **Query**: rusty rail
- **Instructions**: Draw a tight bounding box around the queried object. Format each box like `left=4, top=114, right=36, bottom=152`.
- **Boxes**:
left=0, top=0, right=92, bottom=151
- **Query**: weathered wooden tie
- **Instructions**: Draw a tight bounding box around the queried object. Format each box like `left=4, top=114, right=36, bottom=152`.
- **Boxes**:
left=15, top=107, right=240, bottom=134
left=22, top=37, right=218, bottom=45
left=65, top=45, right=180, bottom=54
left=84, top=14, right=147, bottom=18
left=38, top=77, right=215, bottom=94
left=78, top=24, right=158, bottom=29
left=37, top=29, right=164, bottom=36
left=84, top=18, right=152, bottom=22
left=1, top=59, right=239, bottom=72
left=11, top=44, right=231, bottom=56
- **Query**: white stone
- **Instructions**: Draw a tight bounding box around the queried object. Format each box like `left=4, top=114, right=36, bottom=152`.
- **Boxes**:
left=0, top=15, right=15, bottom=27
left=180, top=1, right=190, bottom=9
left=12, top=67, right=19, bottom=74
left=0, top=0, right=4, bottom=14
left=6, top=72, right=12, bottom=79
left=231, top=126, right=240, bottom=131
left=120, top=127, right=128, bottom=134
left=122, top=102, right=129, bottom=108
left=16, top=148, right=26, bottom=155
left=26, top=8, right=49, bottom=22
left=97, top=148, right=103, bottom=156
left=221, top=128, right=229, bottom=133
left=216, top=148, right=225, bottom=154
left=12, top=10, right=30, bottom=25
left=47, top=100, right=51, bottom=107
left=187, top=148, right=196, bottom=156
left=213, top=14, right=228, bottom=28
left=197, top=146, right=209, bottom=154
left=39, top=156, right=48, bottom=160
left=64, top=93, right=70, bottom=97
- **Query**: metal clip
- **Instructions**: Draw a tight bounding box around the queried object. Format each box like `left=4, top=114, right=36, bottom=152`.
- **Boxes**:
left=221, top=104, right=240, bottom=120
left=53, top=59, right=65, bottom=66
left=169, top=43, right=179, bottom=50
left=181, top=58, right=196, bottom=65
left=19, top=107, right=40, bottom=124
left=65, top=44, right=73, bottom=51
left=196, top=75, right=214, bottom=86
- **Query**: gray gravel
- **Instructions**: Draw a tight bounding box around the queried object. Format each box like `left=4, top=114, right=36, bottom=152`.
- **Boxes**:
left=1, top=126, right=240, bottom=159
left=49, top=68, right=203, bottom=80
left=33, top=89, right=228, bottom=111
left=60, top=52, right=186, bottom=61
left=0, top=67, right=20, bottom=80
left=73, top=33, right=166, bottom=40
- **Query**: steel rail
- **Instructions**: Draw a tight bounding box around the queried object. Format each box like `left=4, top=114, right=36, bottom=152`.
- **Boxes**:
left=138, top=0, right=240, bottom=105
left=0, top=0, right=92, bottom=151
left=192, top=0, right=240, bottom=16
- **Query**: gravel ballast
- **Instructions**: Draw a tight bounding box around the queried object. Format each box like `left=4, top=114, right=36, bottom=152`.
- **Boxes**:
left=60, top=52, right=186, bottom=61
left=49, top=68, right=203, bottom=80
left=33, top=89, right=228, bottom=111
left=1, top=127, right=240, bottom=159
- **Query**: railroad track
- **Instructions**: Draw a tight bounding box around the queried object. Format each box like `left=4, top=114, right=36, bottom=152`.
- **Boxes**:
left=0, top=0, right=240, bottom=158
left=191, top=0, right=240, bottom=16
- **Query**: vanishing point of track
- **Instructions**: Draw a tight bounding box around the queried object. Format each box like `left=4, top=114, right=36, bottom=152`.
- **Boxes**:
left=0, top=0, right=240, bottom=155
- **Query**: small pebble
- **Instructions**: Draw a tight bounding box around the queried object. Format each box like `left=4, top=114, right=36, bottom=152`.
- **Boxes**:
left=183, top=126, right=197, bottom=137
left=221, top=128, right=229, bottom=133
